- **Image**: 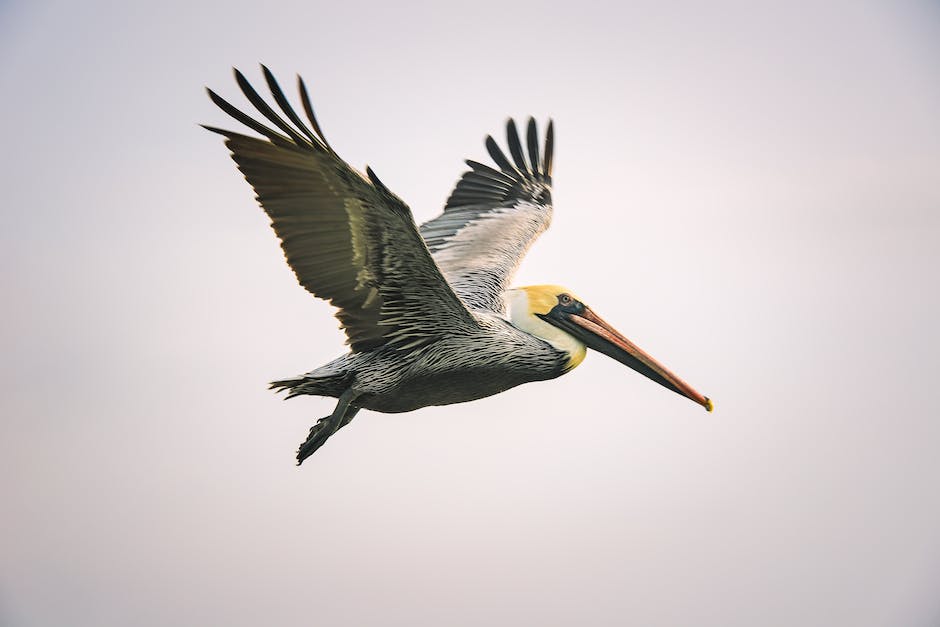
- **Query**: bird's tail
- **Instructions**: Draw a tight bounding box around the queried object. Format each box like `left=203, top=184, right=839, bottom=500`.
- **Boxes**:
left=270, top=371, right=351, bottom=400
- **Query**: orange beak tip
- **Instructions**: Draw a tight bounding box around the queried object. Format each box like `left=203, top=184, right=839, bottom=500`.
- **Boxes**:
left=704, top=397, right=714, bottom=412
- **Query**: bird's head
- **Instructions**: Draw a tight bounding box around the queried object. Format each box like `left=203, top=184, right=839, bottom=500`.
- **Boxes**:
left=507, top=285, right=712, bottom=412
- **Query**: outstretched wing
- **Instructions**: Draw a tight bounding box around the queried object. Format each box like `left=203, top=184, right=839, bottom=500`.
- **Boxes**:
left=420, top=119, right=554, bottom=313
left=205, top=66, right=476, bottom=352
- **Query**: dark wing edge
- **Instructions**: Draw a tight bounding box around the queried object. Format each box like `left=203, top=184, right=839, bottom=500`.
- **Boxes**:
left=204, top=66, right=475, bottom=352
left=441, top=117, right=553, bottom=214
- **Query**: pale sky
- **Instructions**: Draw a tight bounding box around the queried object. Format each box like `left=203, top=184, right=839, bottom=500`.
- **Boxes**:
left=2, top=1, right=940, bottom=626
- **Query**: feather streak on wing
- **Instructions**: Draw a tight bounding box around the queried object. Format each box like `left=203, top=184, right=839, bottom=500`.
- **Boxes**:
left=205, top=67, right=476, bottom=352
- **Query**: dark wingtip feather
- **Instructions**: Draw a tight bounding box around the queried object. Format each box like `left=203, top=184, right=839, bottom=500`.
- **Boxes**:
left=544, top=119, right=555, bottom=179
left=465, top=159, right=515, bottom=183
left=366, top=166, right=409, bottom=215
left=206, top=84, right=299, bottom=148
left=201, top=123, right=230, bottom=136
left=297, top=74, right=333, bottom=151
left=233, top=67, right=309, bottom=147
left=231, top=68, right=258, bottom=106
left=526, top=117, right=540, bottom=176
left=444, top=118, right=556, bottom=211
left=206, top=87, right=281, bottom=145
left=485, top=135, right=515, bottom=173
left=505, top=119, right=529, bottom=173
left=206, top=86, right=230, bottom=110
left=261, top=64, right=320, bottom=147
left=366, top=166, right=387, bottom=193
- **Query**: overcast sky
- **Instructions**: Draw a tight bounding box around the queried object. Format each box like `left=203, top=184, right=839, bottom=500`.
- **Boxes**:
left=2, top=1, right=940, bottom=626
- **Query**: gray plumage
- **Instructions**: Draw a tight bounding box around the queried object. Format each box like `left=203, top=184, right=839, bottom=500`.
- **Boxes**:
left=205, top=66, right=563, bottom=464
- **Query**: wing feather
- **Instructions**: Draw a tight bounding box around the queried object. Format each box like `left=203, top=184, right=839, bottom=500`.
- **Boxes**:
left=260, top=65, right=320, bottom=146
left=485, top=135, right=517, bottom=174
left=505, top=119, right=529, bottom=173
left=526, top=118, right=540, bottom=175
left=206, top=67, right=476, bottom=352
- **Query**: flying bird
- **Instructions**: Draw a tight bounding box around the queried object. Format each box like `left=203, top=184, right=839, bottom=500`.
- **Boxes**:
left=205, top=66, right=712, bottom=465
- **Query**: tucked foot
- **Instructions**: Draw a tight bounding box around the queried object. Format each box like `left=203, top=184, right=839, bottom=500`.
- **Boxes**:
left=296, top=389, right=360, bottom=465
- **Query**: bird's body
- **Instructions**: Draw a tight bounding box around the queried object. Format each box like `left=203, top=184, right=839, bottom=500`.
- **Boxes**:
left=275, top=310, right=568, bottom=414
left=206, top=66, right=711, bottom=464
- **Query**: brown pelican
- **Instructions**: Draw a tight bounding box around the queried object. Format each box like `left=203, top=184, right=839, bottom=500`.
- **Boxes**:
left=205, top=66, right=713, bottom=465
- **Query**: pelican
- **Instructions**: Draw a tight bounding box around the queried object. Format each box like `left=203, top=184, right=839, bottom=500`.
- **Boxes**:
left=205, top=66, right=712, bottom=465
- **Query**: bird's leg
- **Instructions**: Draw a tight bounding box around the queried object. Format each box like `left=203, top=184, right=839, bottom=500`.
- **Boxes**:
left=296, top=388, right=361, bottom=465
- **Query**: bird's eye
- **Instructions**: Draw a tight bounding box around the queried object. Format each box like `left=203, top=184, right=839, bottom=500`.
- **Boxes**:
left=558, top=294, right=572, bottom=306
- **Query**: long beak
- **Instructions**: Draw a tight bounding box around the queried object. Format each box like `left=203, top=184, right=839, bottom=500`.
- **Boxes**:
left=549, top=307, right=713, bottom=412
